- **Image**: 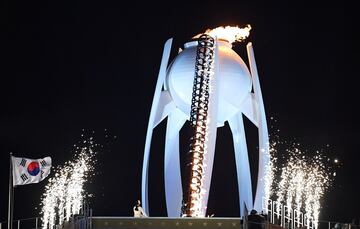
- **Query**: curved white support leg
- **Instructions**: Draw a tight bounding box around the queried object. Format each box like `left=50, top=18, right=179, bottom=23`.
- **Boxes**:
left=142, top=38, right=173, bottom=215
left=247, top=42, right=270, bottom=212
left=164, top=109, right=187, bottom=217
left=229, top=113, right=254, bottom=216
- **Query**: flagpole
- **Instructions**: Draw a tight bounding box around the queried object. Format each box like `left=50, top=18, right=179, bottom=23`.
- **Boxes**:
left=8, top=152, right=13, bottom=229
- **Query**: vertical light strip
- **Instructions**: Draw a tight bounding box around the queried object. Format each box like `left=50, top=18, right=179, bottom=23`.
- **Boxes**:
left=182, top=35, right=215, bottom=217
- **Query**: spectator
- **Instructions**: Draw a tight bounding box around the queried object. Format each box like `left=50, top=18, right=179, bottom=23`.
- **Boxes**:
left=248, top=209, right=265, bottom=229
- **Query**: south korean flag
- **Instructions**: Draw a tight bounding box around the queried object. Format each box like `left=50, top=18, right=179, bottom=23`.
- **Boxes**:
left=12, top=156, right=52, bottom=186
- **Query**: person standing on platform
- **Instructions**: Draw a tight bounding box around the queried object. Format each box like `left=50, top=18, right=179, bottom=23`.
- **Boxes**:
left=133, top=200, right=148, bottom=217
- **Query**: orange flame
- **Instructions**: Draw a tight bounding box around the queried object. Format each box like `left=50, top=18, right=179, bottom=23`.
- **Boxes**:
left=193, top=25, right=251, bottom=44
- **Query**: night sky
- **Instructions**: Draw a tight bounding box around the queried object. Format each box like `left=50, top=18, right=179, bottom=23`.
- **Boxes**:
left=1, top=1, right=355, bottom=225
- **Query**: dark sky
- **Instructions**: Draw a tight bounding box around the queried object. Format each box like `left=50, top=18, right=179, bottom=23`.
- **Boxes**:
left=1, top=1, right=355, bottom=225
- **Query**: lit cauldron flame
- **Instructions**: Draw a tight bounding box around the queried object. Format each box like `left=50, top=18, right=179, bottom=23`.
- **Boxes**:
left=193, top=25, right=251, bottom=44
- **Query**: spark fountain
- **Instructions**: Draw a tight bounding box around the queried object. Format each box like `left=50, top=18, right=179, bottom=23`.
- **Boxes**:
left=40, top=139, right=97, bottom=229
left=269, top=136, right=335, bottom=228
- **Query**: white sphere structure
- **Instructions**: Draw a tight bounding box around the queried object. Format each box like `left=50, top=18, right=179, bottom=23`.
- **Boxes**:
left=141, top=37, right=270, bottom=217
left=167, top=40, right=252, bottom=126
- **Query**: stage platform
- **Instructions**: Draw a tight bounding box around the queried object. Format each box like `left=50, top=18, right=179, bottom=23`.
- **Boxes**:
left=90, top=217, right=243, bottom=229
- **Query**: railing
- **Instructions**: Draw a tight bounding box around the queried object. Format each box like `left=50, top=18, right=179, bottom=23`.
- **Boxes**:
left=261, top=198, right=360, bottom=229
left=0, top=217, right=40, bottom=229
left=262, top=198, right=315, bottom=229
left=2, top=216, right=358, bottom=229
left=0, top=201, right=91, bottom=229
left=317, top=221, right=357, bottom=229
left=71, top=208, right=92, bottom=229
left=2, top=204, right=357, bottom=229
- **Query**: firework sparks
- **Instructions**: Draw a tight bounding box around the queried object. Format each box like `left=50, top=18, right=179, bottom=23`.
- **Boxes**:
left=264, top=142, right=276, bottom=209
left=270, top=138, right=334, bottom=228
left=40, top=138, right=97, bottom=229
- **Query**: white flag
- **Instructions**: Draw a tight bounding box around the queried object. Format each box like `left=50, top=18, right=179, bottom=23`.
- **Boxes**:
left=12, top=156, right=52, bottom=186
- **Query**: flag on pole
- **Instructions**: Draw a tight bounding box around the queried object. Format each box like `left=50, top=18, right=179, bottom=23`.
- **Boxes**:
left=12, top=156, right=52, bottom=186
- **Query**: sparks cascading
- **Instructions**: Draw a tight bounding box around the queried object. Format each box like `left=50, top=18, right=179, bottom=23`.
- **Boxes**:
left=183, top=34, right=215, bottom=217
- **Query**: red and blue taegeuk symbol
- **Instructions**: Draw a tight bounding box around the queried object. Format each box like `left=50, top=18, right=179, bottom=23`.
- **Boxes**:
left=27, top=161, right=40, bottom=176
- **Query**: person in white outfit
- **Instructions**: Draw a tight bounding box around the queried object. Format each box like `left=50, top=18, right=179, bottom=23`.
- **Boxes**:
left=133, top=200, right=148, bottom=217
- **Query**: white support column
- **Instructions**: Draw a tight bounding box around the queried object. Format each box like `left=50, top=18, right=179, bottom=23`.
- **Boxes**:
left=164, top=109, right=187, bottom=217
left=228, top=113, right=254, bottom=216
left=247, top=42, right=270, bottom=212
left=141, top=38, right=173, bottom=215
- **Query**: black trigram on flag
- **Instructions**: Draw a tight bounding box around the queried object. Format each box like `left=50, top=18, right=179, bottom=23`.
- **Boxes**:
left=20, top=173, right=28, bottom=182
left=40, top=160, right=46, bottom=166
left=20, top=158, right=26, bottom=167
left=41, top=170, right=44, bottom=177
